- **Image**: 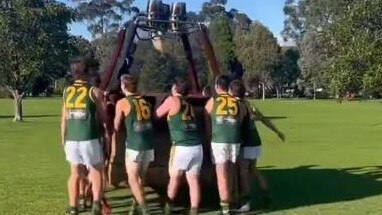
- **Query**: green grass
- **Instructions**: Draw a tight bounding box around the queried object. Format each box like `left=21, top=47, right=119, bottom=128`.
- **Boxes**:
left=1, top=98, right=382, bottom=214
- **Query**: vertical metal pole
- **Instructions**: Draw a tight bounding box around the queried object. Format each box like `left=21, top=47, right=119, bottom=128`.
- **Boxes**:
left=100, top=21, right=138, bottom=91
left=180, top=33, right=200, bottom=93
left=100, top=29, right=126, bottom=91
left=200, top=24, right=221, bottom=79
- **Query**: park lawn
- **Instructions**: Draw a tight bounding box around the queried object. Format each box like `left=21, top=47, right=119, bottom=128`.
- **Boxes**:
left=0, top=98, right=382, bottom=214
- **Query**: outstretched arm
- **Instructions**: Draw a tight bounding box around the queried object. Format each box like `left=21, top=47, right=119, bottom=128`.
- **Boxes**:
left=155, top=97, right=172, bottom=119
left=253, top=106, right=285, bottom=142
left=92, top=87, right=111, bottom=135
left=114, top=100, right=126, bottom=133
left=60, top=105, right=66, bottom=147
left=204, top=98, right=213, bottom=143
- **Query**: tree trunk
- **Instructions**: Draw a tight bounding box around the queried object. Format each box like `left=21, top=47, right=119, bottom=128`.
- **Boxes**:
left=11, top=90, right=23, bottom=122
left=262, top=83, right=266, bottom=100
left=313, top=81, right=317, bottom=100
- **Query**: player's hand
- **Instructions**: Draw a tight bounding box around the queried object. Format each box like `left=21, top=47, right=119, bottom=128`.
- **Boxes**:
left=278, top=132, right=285, bottom=142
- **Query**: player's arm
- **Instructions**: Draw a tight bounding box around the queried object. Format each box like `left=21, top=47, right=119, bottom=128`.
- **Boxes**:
left=204, top=98, right=213, bottom=143
left=114, top=99, right=128, bottom=133
left=155, top=96, right=172, bottom=118
left=60, top=105, right=66, bottom=147
left=253, top=106, right=285, bottom=142
left=92, top=87, right=111, bottom=135
left=204, top=98, right=213, bottom=114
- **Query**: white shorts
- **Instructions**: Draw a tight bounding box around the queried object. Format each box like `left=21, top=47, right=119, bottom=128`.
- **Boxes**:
left=65, top=139, right=103, bottom=167
left=241, top=146, right=261, bottom=160
left=211, top=142, right=241, bottom=164
left=169, top=145, right=203, bottom=176
left=125, top=149, right=154, bottom=173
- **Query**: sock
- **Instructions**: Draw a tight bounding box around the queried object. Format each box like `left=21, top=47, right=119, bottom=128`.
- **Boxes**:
left=139, top=203, right=148, bottom=214
left=165, top=196, right=175, bottom=208
left=220, top=201, right=230, bottom=213
left=68, top=206, right=77, bottom=211
left=189, top=208, right=198, bottom=215
left=139, top=203, right=147, bottom=209
left=92, top=200, right=101, bottom=210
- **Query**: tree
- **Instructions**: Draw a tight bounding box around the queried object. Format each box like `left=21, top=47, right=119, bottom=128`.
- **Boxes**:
left=298, top=32, right=327, bottom=99
left=209, top=13, right=235, bottom=74
left=71, top=0, right=134, bottom=70
left=283, top=0, right=382, bottom=98
left=228, top=9, right=252, bottom=31
left=281, top=0, right=348, bottom=98
left=71, top=0, right=133, bottom=37
left=282, top=0, right=356, bottom=45
left=200, top=0, right=227, bottom=20
left=0, top=0, right=73, bottom=121
left=235, top=22, right=281, bottom=100
left=138, top=49, right=169, bottom=93
left=273, top=47, right=300, bottom=98
left=324, top=0, right=382, bottom=98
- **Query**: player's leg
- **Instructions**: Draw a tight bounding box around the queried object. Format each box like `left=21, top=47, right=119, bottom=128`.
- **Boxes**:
left=125, top=149, right=151, bottom=215
left=65, top=141, right=82, bottom=215
left=251, top=163, right=271, bottom=208
left=164, top=174, right=182, bottom=215
left=185, top=145, right=203, bottom=215
left=247, top=145, right=271, bottom=207
left=138, top=150, right=154, bottom=214
left=215, top=163, right=230, bottom=214
left=211, top=143, right=232, bottom=214
left=164, top=146, right=183, bottom=215
left=81, top=139, right=104, bottom=215
left=88, top=164, right=103, bottom=215
left=126, top=160, right=147, bottom=212
left=67, top=164, right=81, bottom=215
left=228, top=144, right=241, bottom=208
left=251, top=160, right=268, bottom=191
left=186, top=174, right=200, bottom=215
left=78, top=167, right=89, bottom=211
left=237, top=158, right=251, bottom=212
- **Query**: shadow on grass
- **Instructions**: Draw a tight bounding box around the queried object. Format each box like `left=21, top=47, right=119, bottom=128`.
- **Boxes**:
left=0, top=114, right=59, bottom=119
left=106, top=166, right=382, bottom=214
left=253, top=165, right=382, bottom=211
left=263, top=116, right=288, bottom=120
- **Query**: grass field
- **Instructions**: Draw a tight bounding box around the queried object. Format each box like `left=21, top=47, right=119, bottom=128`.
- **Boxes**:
left=1, top=98, right=382, bottom=215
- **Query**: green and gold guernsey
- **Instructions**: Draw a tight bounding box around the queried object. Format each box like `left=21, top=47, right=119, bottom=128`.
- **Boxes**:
left=124, top=94, right=154, bottom=151
left=167, top=96, right=200, bottom=146
left=211, top=93, right=243, bottom=143
left=241, top=100, right=262, bottom=147
left=64, top=80, right=99, bottom=141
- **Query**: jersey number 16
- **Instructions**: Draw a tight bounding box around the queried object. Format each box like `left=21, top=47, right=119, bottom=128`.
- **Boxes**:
left=133, top=98, right=151, bottom=121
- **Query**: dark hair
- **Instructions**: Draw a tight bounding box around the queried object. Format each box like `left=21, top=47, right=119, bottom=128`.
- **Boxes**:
left=120, top=74, right=138, bottom=93
left=215, top=75, right=230, bottom=91
left=69, top=56, right=85, bottom=65
left=229, top=79, right=245, bottom=98
left=202, top=86, right=212, bottom=97
left=70, top=56, right=89, bottom=76
left=173, top=77, right=190, bottom=96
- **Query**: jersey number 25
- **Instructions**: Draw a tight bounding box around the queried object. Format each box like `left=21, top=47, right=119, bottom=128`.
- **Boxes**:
left=216, top=97, right=238, bottom=116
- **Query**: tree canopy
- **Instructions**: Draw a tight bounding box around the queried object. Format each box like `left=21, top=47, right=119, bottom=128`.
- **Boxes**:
left=0, top=0, right=74, bottom=121
left=283, top=0, right=382, bottom=98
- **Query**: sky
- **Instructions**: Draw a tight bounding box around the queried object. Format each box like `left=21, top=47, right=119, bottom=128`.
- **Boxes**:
left=61, top=0, right=289, bottom=45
